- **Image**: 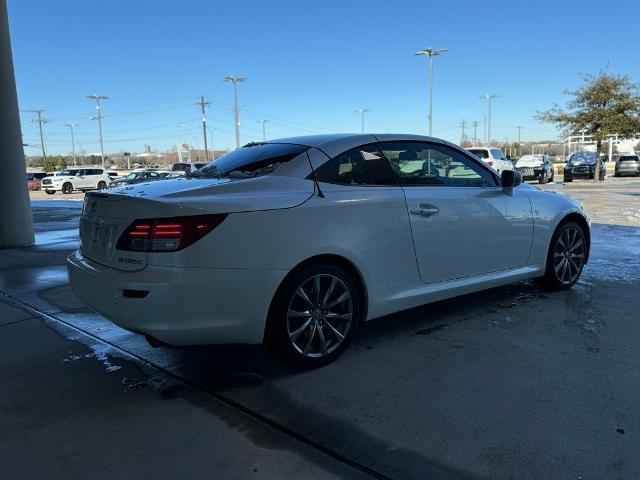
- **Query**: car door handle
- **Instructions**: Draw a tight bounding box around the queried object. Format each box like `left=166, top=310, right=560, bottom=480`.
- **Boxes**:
left=410, top=205, right=439, bottom=216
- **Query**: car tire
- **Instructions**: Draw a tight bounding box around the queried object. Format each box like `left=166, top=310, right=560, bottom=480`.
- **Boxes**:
left=97, top=181, right=107, bottom=190
left=45, top=190, right=55, bottom=195
left=539, top=221, right=587, bottom=291
left=266, top=263, right=361, bottom=369
left=539, top=172, right=547, bottom=184
left=62, top=182, right=73, bottom=194
left=563, top=177, right=572, bottom=183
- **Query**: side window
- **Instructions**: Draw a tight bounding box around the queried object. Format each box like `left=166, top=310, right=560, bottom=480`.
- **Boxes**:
left=314, top=144, right=396, bottom=186
left=378, top=142, right=497, bottom=187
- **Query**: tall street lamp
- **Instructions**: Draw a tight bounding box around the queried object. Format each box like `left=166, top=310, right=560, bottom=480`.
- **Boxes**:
left=354, top=108, right=370, bottom=134
left=415, top=47, right=448, bottom=136
left=224, top=76, right=246, bottom=148
left=480, top=94, right=499, bottom=146
left=86, top=95, right=108, bottom=167
left=258, top=119, right=269, bottom=141
left=63, top=123, right=78, bottom=165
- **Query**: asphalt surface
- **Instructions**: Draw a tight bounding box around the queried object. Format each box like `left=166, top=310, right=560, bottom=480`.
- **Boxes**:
left=2, top=178, right=640, bottom=479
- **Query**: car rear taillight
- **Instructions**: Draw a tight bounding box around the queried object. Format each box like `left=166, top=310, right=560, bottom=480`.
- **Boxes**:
left=487, top=161, right=493, bottom=167
left=116, top=214, right=227, bottom=252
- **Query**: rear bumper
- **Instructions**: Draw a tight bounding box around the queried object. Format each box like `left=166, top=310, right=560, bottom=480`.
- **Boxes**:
left=67, top=250, right=287, bottom=345
left=615, top=167, right=640, bottom=176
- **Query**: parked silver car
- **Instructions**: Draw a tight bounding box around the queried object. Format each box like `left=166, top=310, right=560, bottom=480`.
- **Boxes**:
left=614, top=154, right=640, bottom=177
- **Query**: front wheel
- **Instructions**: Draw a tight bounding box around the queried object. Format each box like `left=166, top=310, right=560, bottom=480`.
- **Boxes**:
left=267, top=264, right=360, bottom=368
left=45, top=190, right=55, bottom=195
left=62, top=182, right=73, bottom=194
left=540, top=221, right=586, bottom=290
left=539, top=172, right=547, bottom=184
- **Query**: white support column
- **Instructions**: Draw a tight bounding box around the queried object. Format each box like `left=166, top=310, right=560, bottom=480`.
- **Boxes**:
left=608, top=137, right=613, bottom=163
left=0, top=0, right=34, bottom=247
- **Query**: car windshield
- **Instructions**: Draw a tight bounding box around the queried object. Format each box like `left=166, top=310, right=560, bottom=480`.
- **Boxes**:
left=468, top=149, right=489, bottom=159
left=191, top=142, right=309, bottom=178
left=58, top=169, right=79, bottom=176
left=516, top=155, right=544, bottom=167
left=568, top=152, right=596, bottom=165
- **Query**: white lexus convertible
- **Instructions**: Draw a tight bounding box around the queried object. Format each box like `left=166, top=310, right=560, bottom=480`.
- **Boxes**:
left=68, top=134, right=589, bottom=368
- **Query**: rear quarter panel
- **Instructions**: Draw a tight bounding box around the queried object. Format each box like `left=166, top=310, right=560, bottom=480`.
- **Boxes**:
left=149, top=183, right=419, bottom=291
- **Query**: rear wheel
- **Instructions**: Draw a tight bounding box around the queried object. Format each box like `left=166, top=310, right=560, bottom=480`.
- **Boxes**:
left=267, top=264, right=360, bottom=368
left=62, top=182, right=73, bottom=194
left=97, top=181, right=107, bottom=190
left=540, top=221, right=586, bottom=290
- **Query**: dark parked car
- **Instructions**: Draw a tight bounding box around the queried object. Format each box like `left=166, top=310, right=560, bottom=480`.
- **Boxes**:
left=563, top=151, right=606, bottom=182
left=108, top=171, right=168, bottom=188
left=514, top=154, right=555, bottom=183
left=614, top=154, right=640, bottom=177
left=26, top=172, right=48, bottom=190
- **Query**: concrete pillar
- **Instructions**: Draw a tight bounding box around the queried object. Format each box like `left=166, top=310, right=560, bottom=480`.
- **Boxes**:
left=0, top=0, right=34, bottom=248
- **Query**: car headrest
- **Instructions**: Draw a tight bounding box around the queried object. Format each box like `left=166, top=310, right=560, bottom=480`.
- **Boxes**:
left=398, top=150, right=417, bottom=160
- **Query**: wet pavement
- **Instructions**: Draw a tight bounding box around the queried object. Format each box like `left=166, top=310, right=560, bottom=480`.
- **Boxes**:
left=2, top=181, right=640, bottom=480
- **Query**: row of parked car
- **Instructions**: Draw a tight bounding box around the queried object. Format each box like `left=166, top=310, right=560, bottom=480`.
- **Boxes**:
left=467, top=148, right=640, bottom=182
left=26, top=150, right=640, bottom=194
left=27, top=161, right=211, bottom=194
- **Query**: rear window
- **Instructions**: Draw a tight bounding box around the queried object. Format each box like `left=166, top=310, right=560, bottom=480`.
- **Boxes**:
left=193, top=143, right=309, bottom=178
left=618, top=156, right=639, bottom=162
left=468, top=149, right=489, bottom=159
left=490, top=149, right=504, bottom=160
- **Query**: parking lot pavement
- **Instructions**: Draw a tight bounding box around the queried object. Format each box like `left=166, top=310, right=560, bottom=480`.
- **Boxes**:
left=1, top=188, right=639, bottom=480
left=538, top=176, right=640, bottom=226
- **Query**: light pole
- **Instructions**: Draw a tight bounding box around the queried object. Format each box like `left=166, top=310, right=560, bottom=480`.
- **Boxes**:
left=258, top=119, right=269, bottom=141
left=480, top=94, right=499, bottom=146
left=86, top=95, right=108, bottom=167
left=63, top=123, right=79, bottom=165
left=224, top=76, right=246, bottom=148
left=354, top=109, right=370, bottom=134
left=415, top=47, right=448, bottom=136
left=206, top=126, right=218, bottom=159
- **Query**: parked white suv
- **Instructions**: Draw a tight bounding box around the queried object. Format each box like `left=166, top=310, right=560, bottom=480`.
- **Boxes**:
left=41, top=167, right=111, bottom=195
left=466, top=147, right=513, bottom=173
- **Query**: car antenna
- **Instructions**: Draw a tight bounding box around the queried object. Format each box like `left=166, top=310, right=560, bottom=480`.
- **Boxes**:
left=305, top=151, right=325, bottom=198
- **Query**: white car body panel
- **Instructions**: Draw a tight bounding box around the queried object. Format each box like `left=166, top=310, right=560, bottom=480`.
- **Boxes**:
left=402, top=185, right=533, bottom=283
left=67, top=134, right=589, bottom=346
